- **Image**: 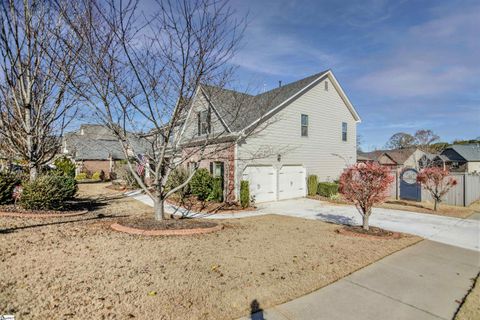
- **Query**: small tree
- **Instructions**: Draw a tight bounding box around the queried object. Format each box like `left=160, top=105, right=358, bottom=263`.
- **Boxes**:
left=339, top=163, right=394, bottom=230
left=417, top=167, right=457, bottom=211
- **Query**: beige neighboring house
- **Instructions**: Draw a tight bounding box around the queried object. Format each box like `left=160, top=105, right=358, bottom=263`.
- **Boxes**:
left=179, top=69, right=361, bottom=203
left=358, top=147, right=430, bottom=171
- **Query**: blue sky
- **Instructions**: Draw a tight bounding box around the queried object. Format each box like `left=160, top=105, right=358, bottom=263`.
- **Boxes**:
left=225, top=0, right=480, bottom=150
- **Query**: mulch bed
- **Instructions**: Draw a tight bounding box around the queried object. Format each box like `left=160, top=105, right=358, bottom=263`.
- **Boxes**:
left=120, top=217, right=217, bottom=230
left=336, top=225, right=402, bottom=239
left=168, top=195, right=256, bottom=213
left=112, top=217, right=222, bottom=236
left=0, top=205, right=88, bottom=218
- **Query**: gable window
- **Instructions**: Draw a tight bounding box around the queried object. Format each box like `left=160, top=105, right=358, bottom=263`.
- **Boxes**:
left=197, top=110, right=211, bottom=136
left=301, top=114, right=308, bottom=137
left=324, top=81, right=328, bottom=91
left=342, top=122, right=347, bottom=141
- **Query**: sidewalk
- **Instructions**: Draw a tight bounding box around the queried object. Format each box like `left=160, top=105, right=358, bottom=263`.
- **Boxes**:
left=239, top=240, right=480, bottom=320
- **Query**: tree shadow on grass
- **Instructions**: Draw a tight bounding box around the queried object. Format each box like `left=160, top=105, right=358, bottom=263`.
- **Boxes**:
left=0, top=213, right=127, bottom=234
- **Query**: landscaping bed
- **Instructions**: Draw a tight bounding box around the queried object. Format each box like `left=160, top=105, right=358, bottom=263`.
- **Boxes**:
left=0, top=183, right=421, bottom=320
left=0, top=204, right=88, bottom=218
left=336, top=226, right=402, bottom=239
left=168, top=194, right=256, bottom=213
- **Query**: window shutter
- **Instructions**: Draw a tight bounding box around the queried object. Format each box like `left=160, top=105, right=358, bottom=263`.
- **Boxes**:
left=207, top=109, right=211, bottom=133
left=209, top=162, right=213, bottom=174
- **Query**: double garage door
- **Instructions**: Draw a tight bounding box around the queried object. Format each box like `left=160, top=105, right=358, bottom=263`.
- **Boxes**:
left=242, top=165, right=306, bottom=203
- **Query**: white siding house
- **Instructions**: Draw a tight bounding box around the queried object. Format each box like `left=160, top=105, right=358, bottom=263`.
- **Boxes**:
left=181, top=70, right=361, bottom=203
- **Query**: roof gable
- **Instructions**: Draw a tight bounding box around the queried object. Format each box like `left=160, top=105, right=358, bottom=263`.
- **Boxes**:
left=199, top=70, right=361, bottom=133
left=443, top=144, right=480, bottom=161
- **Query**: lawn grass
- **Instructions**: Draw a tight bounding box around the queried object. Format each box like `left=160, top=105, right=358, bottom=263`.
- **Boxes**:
left=0, top=183, right=420, bottom=319
left=455, top=273, right=480, bottom=320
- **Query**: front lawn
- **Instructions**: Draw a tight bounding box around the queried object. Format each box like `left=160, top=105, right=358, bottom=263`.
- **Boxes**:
left=0, top=183, right=420, bottom=319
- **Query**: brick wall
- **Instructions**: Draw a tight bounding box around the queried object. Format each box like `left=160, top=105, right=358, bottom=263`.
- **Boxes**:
left=182, top=143, right=236, bottom=202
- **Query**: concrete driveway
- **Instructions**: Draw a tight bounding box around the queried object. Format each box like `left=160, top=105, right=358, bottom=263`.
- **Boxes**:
left=256, top=198, right=480, bottom=252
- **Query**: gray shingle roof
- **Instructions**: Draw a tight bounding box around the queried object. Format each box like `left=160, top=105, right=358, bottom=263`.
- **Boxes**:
left=447, top=144, right=480, bottom=161
left=63, top=125, right=149, bottom=160
left=202, top=70, right=329, bottom=132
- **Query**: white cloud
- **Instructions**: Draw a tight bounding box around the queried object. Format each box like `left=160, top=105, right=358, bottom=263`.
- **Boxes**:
left=355, top=5, right=480, bottom=97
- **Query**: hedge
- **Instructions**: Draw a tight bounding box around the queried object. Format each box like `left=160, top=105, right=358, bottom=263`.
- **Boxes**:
left=20, top=175, right=77, bottom=210
left=307, top=175, right=318, bottom=196
left=317, top=182, right=339, bottom=198
left=189, top=168, right=213, bottom=201
left=240, top=180, right=250, bottom=208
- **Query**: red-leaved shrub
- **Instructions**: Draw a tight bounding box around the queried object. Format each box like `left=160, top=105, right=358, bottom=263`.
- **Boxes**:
left=339, top=162, right=394, bottom=230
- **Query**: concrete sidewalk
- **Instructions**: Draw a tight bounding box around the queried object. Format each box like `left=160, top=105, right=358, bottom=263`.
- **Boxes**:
left=239, top=241, right=480, bottom=320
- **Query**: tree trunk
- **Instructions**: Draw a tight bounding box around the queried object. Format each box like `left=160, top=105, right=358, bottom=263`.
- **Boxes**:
left=433, top=199, right=438, bottom=211
left=29, top=165, right=38, bottom=182
left=153, top=197, right=169, bottom=220
left=362, top=213, right=370, bottom=231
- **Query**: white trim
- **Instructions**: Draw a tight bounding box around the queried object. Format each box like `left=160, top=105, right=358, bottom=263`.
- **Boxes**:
left=234, top=142, right=238, bottom=200
left=241, top=70, right=361, bottom=134
left=200, top=86, right=232, bottom=133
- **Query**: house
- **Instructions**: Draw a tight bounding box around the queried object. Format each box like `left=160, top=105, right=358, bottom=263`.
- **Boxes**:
left=62, top=124, right=148, bottom=179
left=179, top=70, right=361, bottom=203
left=357, top=147, right=430, bottom=171
left=438, top=144, right=480, bottom=173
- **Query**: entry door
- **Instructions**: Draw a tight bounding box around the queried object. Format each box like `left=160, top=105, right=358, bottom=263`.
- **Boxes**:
left=242, top=166, right=277, bottom=203
left=278, top=166, right=306, bottom=200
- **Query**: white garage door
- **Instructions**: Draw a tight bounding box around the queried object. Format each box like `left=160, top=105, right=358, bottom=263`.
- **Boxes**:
left=278, top=166, right=306, bottom=200
left=242, top=166, right=277, bottom=203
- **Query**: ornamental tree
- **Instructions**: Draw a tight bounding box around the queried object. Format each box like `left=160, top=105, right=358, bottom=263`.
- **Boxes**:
left=417, top=167, right=457, bottom=211
left=339, top=163, right=394, bottom=230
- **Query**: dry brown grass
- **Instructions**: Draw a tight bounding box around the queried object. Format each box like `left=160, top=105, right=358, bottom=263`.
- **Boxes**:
left=0, top=183, right=420, bottom=319
left=455, top=274, right=480, bottom=320
left=379, top=199, right=476, bottom=218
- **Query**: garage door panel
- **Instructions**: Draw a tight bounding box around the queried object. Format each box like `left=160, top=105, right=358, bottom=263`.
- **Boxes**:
left=242, top=166, right=276, bottom=203
left=278, top=166, right=306, bottom=200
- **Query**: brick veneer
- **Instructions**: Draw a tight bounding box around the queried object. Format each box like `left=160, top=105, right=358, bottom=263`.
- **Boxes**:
left=182, top=143, right=236, bottom=202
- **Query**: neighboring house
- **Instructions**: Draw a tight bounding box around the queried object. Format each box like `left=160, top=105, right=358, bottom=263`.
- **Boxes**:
left=437, top=144, right=480, bottom=173
left=62, top=124, right=147, bottom=179
left=180, top=70, right=361, bottom=203
left=358, top=147, right=430, bottom=171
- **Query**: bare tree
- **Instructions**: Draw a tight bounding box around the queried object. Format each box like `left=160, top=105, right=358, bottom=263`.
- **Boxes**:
left=0, top=0, right=81, bottom=180
left=414, top=129, right=439, bottom=152
left=61, top=0, right=277, bottom=220
left=385, top=132, right=415, bottom=150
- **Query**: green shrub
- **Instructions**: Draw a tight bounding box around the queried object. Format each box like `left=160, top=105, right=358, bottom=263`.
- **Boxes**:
left=208, top=177, right=223, bottom=202
left=240, top=180, right=250, bottom=208
left=166, top=167, right=191, bottom=198
left=20, top=175, right=77, bottom=210
left=75, top=172, right=88, bottom=181
left=0, top=171, right=21, bottom=204
left=317, top=182, right=339, bottom=197
left=92, top=171, right=102, bottom=180
left=189, top=168, right=213, bottom=201
left=307, top=175, right=318, bottom=196
left=53, top=157, right=76, bottom=178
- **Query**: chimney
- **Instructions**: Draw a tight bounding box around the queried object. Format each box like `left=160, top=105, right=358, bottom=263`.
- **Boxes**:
left=278, top=80, right=282, bottom=88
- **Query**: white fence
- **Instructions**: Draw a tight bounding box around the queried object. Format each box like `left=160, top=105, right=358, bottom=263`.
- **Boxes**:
left=390, top=171, right=480, bottom=207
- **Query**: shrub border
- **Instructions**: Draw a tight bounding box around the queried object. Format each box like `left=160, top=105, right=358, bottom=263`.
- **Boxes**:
left=0, top=209, right=88, bottom=218
left=110, top=222, right=223, bottom=236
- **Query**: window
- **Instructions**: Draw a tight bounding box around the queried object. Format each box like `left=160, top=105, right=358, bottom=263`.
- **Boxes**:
left=342, top=122, right=347, bottom=141
left=210, top=161, right=224, bottom=178
left=197, top=110, right=211, bottom=135
left=301, top=114, right=308, bottom=137
left=324, top=81, right=328, bottom=91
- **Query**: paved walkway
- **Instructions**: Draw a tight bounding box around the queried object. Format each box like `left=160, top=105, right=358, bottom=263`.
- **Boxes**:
left=239, top=240, right=480, bottom=320
left=128, top=192, right=480, bottom=251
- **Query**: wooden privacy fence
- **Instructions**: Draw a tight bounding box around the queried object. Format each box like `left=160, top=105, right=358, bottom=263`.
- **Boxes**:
left=388, top=171, right=480, bottom=207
